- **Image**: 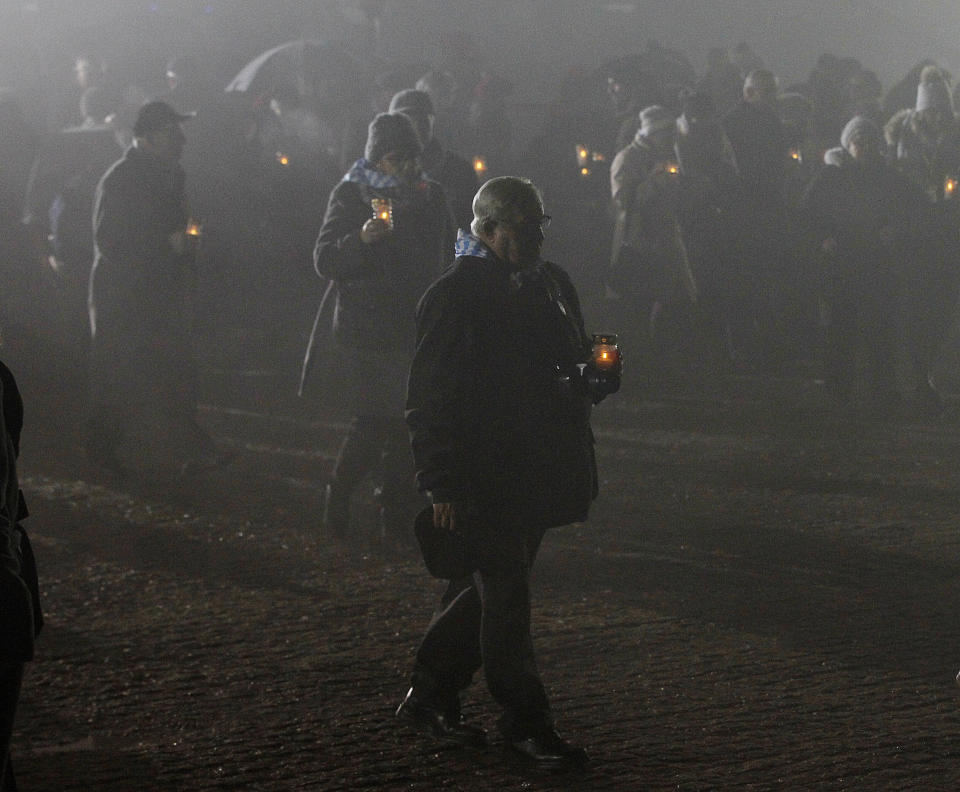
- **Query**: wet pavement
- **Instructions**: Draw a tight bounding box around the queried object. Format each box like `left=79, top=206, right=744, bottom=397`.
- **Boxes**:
left=7, top=338, right=960, bottom=790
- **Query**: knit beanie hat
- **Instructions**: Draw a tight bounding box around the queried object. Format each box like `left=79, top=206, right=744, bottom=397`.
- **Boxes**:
left=364, top=112, right=422, bottom=164
left=840, top=115, right=880, bottom=153
left=638, top=105, right=676, bottom=138
left=916, top=66, right=953, bottom=114
left=388, top=89, right=435, bottom=118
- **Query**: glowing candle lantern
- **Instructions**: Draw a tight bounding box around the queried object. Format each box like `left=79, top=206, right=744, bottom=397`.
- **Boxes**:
left=575, top=144, right=589, bottom=166
left=370, top=198, right=394, bottom=229
left=790, top=148, right=801, bottom=161
left=946, top=176, right=957, bottom=197
left=666, top=163, right=679, bottom=175
left=591, top=333, right=621, bottom=371
left=580, top=166, right=591, bottom=177
left=473, top=156, right=488, bottom=175
left=186, top=219, right=203, bottom=237
left=276, top=151, right=290, bottom=166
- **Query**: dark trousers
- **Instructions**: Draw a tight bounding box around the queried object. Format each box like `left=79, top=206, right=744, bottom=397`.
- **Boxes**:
left=331, top=412, right=419, bottom=535
left=411, top=524, right=551, bottom=739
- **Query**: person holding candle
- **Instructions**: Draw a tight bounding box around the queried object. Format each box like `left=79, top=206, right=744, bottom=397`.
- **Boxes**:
left=87, top=100, right=215, bottom=476
left=397, top=176, right=611, bottom=770
left=306, top=112, right=451, bottom=544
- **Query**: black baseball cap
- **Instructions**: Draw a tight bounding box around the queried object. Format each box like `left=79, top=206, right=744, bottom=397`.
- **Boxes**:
left=133, top=101, right=196, bottom=136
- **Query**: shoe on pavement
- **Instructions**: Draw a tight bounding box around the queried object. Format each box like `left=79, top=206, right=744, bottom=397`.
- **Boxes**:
left=507, top=728, right=588, bottom=769
left=395, top=687, right=487, bottom=748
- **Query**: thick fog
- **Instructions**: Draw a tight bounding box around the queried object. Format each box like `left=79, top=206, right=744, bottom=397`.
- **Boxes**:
left=3, top=1, right=960, bottom=122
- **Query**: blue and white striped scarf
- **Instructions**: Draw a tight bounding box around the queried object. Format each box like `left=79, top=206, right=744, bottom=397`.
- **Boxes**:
left=343, top=158, right=405, bottom=190
left=454, top=229, right=496, bottom=260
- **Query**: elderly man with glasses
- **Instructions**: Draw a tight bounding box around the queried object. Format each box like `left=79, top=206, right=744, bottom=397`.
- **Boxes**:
left=397, top=176, right=611, bottom=770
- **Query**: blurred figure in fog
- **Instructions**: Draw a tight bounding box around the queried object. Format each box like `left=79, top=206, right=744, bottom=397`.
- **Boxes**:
left=87, top=101, right=216, bottom=477
left=601, top=56, right=665, bottom=155
left=22, top=85, right=125, bottom=372
left=884, top=65, right=960, bottom=412
left=0, top=360, right=43, bottom=792
left=731, top=42, right=765, bottom=80
left=803, top=116, right=918, bottom=408
left=304, top=113, right=450, bottom=545
left=608, top=105, right=694, bottom=381
left=466, top=71, right=514, bottom=175
left=416, top=69, right=471, bottom=154
left=50, top=52, right=108, bottom=131
left=722, top=69, right=794, bottom=368
left=0, top=93, right=39, bottom=343
left=674, top=91, right=741, bottom=373
left=389, top=88, right=476, bottom=232
left=696, top=47, right=745, bottom=117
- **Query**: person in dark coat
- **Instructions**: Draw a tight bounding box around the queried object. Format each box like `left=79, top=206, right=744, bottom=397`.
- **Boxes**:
left=722, top=69, right=794, bottom=367
left=0, top=360, right=42, bottom=792
left=803, top=116, right=918, bottom=406
left=884, top=65, right=960, bottom=411
left=87, top=100, right=214, bottom=476
left=308, top=112, right=450, bottom=543
left=388, top=89, right=477, bottom=233
left=397, top=177, right=606, bottom=770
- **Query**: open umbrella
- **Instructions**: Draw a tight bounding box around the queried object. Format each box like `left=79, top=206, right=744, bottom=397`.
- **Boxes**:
left=226, top=39, right=359, bottom=99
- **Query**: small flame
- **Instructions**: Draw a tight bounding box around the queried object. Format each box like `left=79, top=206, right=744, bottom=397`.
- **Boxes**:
left=276, top=151, right=290, bottom=166
left=667, top=164, right=679, bottom=174
left=946, top=178, right=957, bottom=195
left=186, top=220, right=202, bottom=237
left=790, top=148, right=801, bottom=161
left=473, top=156, right=488, bottom=174
left=580, top=166, right=590, bottom=177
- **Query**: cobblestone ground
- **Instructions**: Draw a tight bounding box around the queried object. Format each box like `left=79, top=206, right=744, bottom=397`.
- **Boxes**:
left=7, top=341, right=960, bottom=791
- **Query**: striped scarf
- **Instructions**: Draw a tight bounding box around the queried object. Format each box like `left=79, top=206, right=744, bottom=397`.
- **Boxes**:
left=342, top=158, right=405, bottom=190
left=454, top=229, right=496, bottom=260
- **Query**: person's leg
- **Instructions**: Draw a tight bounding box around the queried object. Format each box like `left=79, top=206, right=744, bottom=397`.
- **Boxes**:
left=411, top=575, right=483, bottom=705
left=477, top=527, right=552, bottom=740
left=322, top=413, right=387, bottom=538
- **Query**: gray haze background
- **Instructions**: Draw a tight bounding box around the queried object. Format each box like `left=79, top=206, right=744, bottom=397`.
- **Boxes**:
left=2, top=1, right=959, bottom=116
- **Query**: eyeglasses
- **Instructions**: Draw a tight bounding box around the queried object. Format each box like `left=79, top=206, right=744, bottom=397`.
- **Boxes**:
left=506, top=214, right=551, bottom=231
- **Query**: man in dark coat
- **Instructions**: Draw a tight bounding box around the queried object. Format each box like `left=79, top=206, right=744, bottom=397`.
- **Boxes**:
left=722, top=69, right=794, bottom=366
left=87, top=101, right=213, bottom=475
left=396, top=176, right=603, bottom=769
left=308, top=112, right=450, bottom=542
left=388, top=88, right=477, bottom=233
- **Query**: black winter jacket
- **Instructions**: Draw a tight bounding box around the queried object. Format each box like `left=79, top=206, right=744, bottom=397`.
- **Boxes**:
left=406, top=254, right=598, bottom=529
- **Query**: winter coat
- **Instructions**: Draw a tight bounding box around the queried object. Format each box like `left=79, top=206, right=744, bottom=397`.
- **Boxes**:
left=406, top=253, right=598, bottom=529
left=88, top=145, right=191, bottom=353
left=802, top=155, right=918, bottom=292
left=722, top=100, right=789, bottom=207
left=608, top=135, right=694, bottom=302
left=299, top=176, right=450, bottom=403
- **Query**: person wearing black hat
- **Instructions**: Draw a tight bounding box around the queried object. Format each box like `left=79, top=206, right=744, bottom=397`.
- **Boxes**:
left=87, top=100, right=214, bottom=476
left=304, top=112, right=451, bottom=543
left=388, top=88, right=477, bottom=233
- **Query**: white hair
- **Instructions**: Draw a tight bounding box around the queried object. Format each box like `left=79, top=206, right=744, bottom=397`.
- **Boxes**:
left=470, top=176, right=543, bottom=237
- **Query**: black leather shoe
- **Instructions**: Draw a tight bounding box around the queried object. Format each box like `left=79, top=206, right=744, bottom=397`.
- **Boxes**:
left=395, top=688, right=487, bottom=748
left=508, top=729, right=588, bottom=769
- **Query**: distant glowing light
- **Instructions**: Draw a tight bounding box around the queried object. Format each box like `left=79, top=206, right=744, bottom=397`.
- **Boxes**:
left=276, top=151, right=290, bottom=166
left=580, top=166, right=590, bottom=177
left=946, top=177, right=957, bottom=196
left=473, top=156, right=488, bottom=175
